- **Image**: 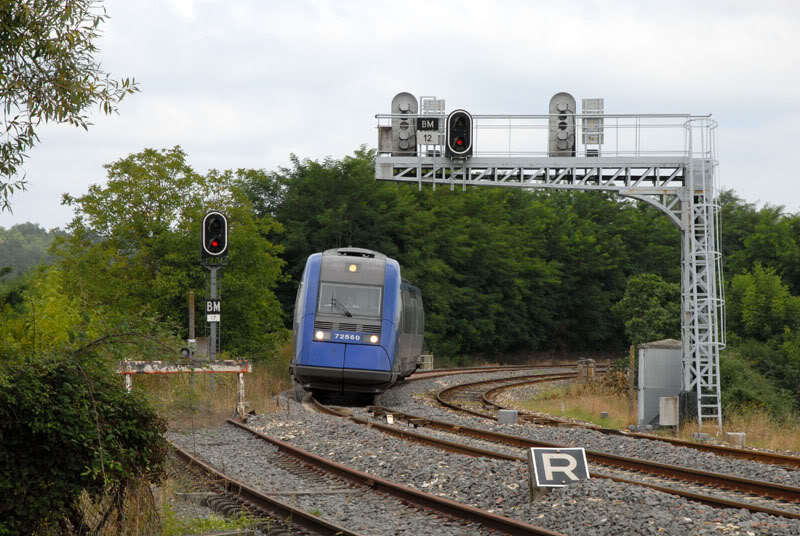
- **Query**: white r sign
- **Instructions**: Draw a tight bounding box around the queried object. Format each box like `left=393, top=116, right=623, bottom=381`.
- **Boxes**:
left=528, top=447, right=590, bottom=488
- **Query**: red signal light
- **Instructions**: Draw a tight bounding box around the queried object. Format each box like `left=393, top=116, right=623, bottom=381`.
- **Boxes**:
left=456, top=138, right=464, bottom=146
left=202, top=211, right=228, bottom=257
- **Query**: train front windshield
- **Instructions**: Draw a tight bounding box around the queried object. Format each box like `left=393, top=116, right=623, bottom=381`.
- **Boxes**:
left=317, top=283, right=382, bottom=318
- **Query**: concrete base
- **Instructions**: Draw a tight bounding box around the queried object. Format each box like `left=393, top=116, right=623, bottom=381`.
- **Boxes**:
left=498, top=409, right=518, bottom=425
left=725, top=432, right=746, bottom=447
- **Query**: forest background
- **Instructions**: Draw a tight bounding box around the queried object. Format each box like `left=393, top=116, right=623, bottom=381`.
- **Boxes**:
left=2, top=145, right=799, bottom=417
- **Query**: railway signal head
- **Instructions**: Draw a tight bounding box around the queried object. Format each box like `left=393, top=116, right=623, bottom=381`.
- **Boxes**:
left=202, top=211, right=228, bottom=257
left=445, top=109, right=473, bottom=159
left=391, top=92, right=418, bottom=156
left=548, top=92, right=577, bottom=157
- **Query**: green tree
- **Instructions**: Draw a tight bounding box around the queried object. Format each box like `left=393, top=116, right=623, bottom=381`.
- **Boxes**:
left=0, top=222, right=62, bottom=275
left=54, top=147, right=286, bottom=355
left=400, top=187, right=561, bottom=357
left=612, top=273, right=680, bottom=345
left=726, top=264, right=800, bottom=342
left=718, top=189, right=760, bottom=278
left=1, top=0, right=138, bottom=210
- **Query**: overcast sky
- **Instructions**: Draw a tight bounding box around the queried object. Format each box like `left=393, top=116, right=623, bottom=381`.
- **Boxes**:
left=2, top=0, right=799, bottom=230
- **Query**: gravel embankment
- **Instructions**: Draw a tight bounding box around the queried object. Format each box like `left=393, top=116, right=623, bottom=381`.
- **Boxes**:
left=174, top=370, right=800, bottom=535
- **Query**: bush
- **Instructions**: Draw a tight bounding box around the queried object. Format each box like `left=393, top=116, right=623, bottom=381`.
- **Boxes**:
left=0, top=352, right=168, bottom=534
left=719, top=346, right=795, bottom=418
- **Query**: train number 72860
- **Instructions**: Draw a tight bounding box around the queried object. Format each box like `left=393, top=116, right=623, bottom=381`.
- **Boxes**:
left=333, top=332, right=361, bottom=341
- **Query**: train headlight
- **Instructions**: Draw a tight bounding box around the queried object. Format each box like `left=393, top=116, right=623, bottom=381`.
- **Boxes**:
left=315, top=330, right=325, bottom=340
left=369, top=335, right=379, bottom=344
left=348, top=263, right=358, bottom=273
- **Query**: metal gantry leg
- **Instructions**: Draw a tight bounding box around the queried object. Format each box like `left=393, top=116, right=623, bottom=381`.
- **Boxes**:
left=682, top=119, right=724, bottom=429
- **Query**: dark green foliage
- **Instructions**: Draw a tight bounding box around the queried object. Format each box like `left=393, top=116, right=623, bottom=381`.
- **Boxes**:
left=612, top=273, right=680, bottom=346
left=726, top=264, right=800, bottom=342
left=720, top=189, right=800, bottom=295
left=720, top=345, right=795, bottom=417
left=399, top=188, right=560, bottom=356
left=0, top=351, right=168, bottom=535
left=722, top=264, right=800, bottom=410
left=0, top=268, right=28, bottom=311
left=7, top=145, right=800, bottom=421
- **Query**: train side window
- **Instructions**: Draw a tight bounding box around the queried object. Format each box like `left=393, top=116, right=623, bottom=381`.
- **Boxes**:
left=402, top=289, right=414, bottom=333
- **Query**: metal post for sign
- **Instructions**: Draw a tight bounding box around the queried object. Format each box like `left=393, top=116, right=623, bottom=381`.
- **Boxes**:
left=209, top=266, right=218, bottom=362
left=189, top=291, right=195, bottom=388
left=205, top=264, right=222, bottom=392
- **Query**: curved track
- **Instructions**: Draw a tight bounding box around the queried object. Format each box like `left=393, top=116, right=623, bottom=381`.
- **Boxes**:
left=303, top=369, right=800, bottom=520
left=406, top=363, right=577, bottom=381
left=442, top=373, right=800, bottom=470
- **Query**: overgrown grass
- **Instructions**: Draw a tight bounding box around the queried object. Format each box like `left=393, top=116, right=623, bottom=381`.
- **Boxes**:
left=122, top=350, right=292, bottom=534
left=521, top=375, right=800, bottom=453
left=158, top=464, right=265, bottom=536
left=520, top=382, right=635, bottom=430
left=665, top=407, right=800, bottom=452
left=130, top=344, right=293, bottom=429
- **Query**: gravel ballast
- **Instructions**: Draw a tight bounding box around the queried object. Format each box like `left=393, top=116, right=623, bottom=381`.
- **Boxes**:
left=174, top=370, right=800, bottom=535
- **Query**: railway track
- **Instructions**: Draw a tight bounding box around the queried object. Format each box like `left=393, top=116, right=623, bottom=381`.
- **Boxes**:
left=406, top=363, right=578, bottom=381
left=440, top=372, right=800, bottom=470
left=222, top=418, right=566, bottom=536
left=352, top=403, right=800, bottom=519
left=300, top=369, right=800, bottom=521
left=169, top=441, right=363, bottom=535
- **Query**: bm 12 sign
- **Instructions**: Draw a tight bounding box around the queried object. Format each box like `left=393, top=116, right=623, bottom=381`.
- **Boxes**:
left=206, top=299, right=220, bottom=322
left=416, top=117, right=441, bottom=146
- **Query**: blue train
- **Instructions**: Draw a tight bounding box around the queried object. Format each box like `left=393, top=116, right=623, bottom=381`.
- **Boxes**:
left=290, top=247, right=424, bottom=394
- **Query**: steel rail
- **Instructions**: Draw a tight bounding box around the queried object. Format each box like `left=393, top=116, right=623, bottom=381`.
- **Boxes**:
left=226, top=418, right=565, bottom=536
left=312, top=399, right=800, bottom=520
left=481, top=378, right=800, bottom=470
left=406, top=363, right=576, bottom=382
left=395, top=392, right=800, bottom=505
left=170, top=441, right=365, bottom=536
left=436, top=373, right=580, bottom=419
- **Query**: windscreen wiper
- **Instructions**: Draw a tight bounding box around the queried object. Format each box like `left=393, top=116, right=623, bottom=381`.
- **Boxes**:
left=331, top=297, right=353, bottom=317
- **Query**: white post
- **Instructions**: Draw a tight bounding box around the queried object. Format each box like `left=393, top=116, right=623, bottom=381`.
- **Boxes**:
left=237, top=372, right=246, bottom=417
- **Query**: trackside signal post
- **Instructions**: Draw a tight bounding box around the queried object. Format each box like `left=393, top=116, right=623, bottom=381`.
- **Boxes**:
left=117, top=211, right=248, bottom=416
left=202, top=211, right=228, bottom=362
left=375, top=92, right=725, bottom=429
